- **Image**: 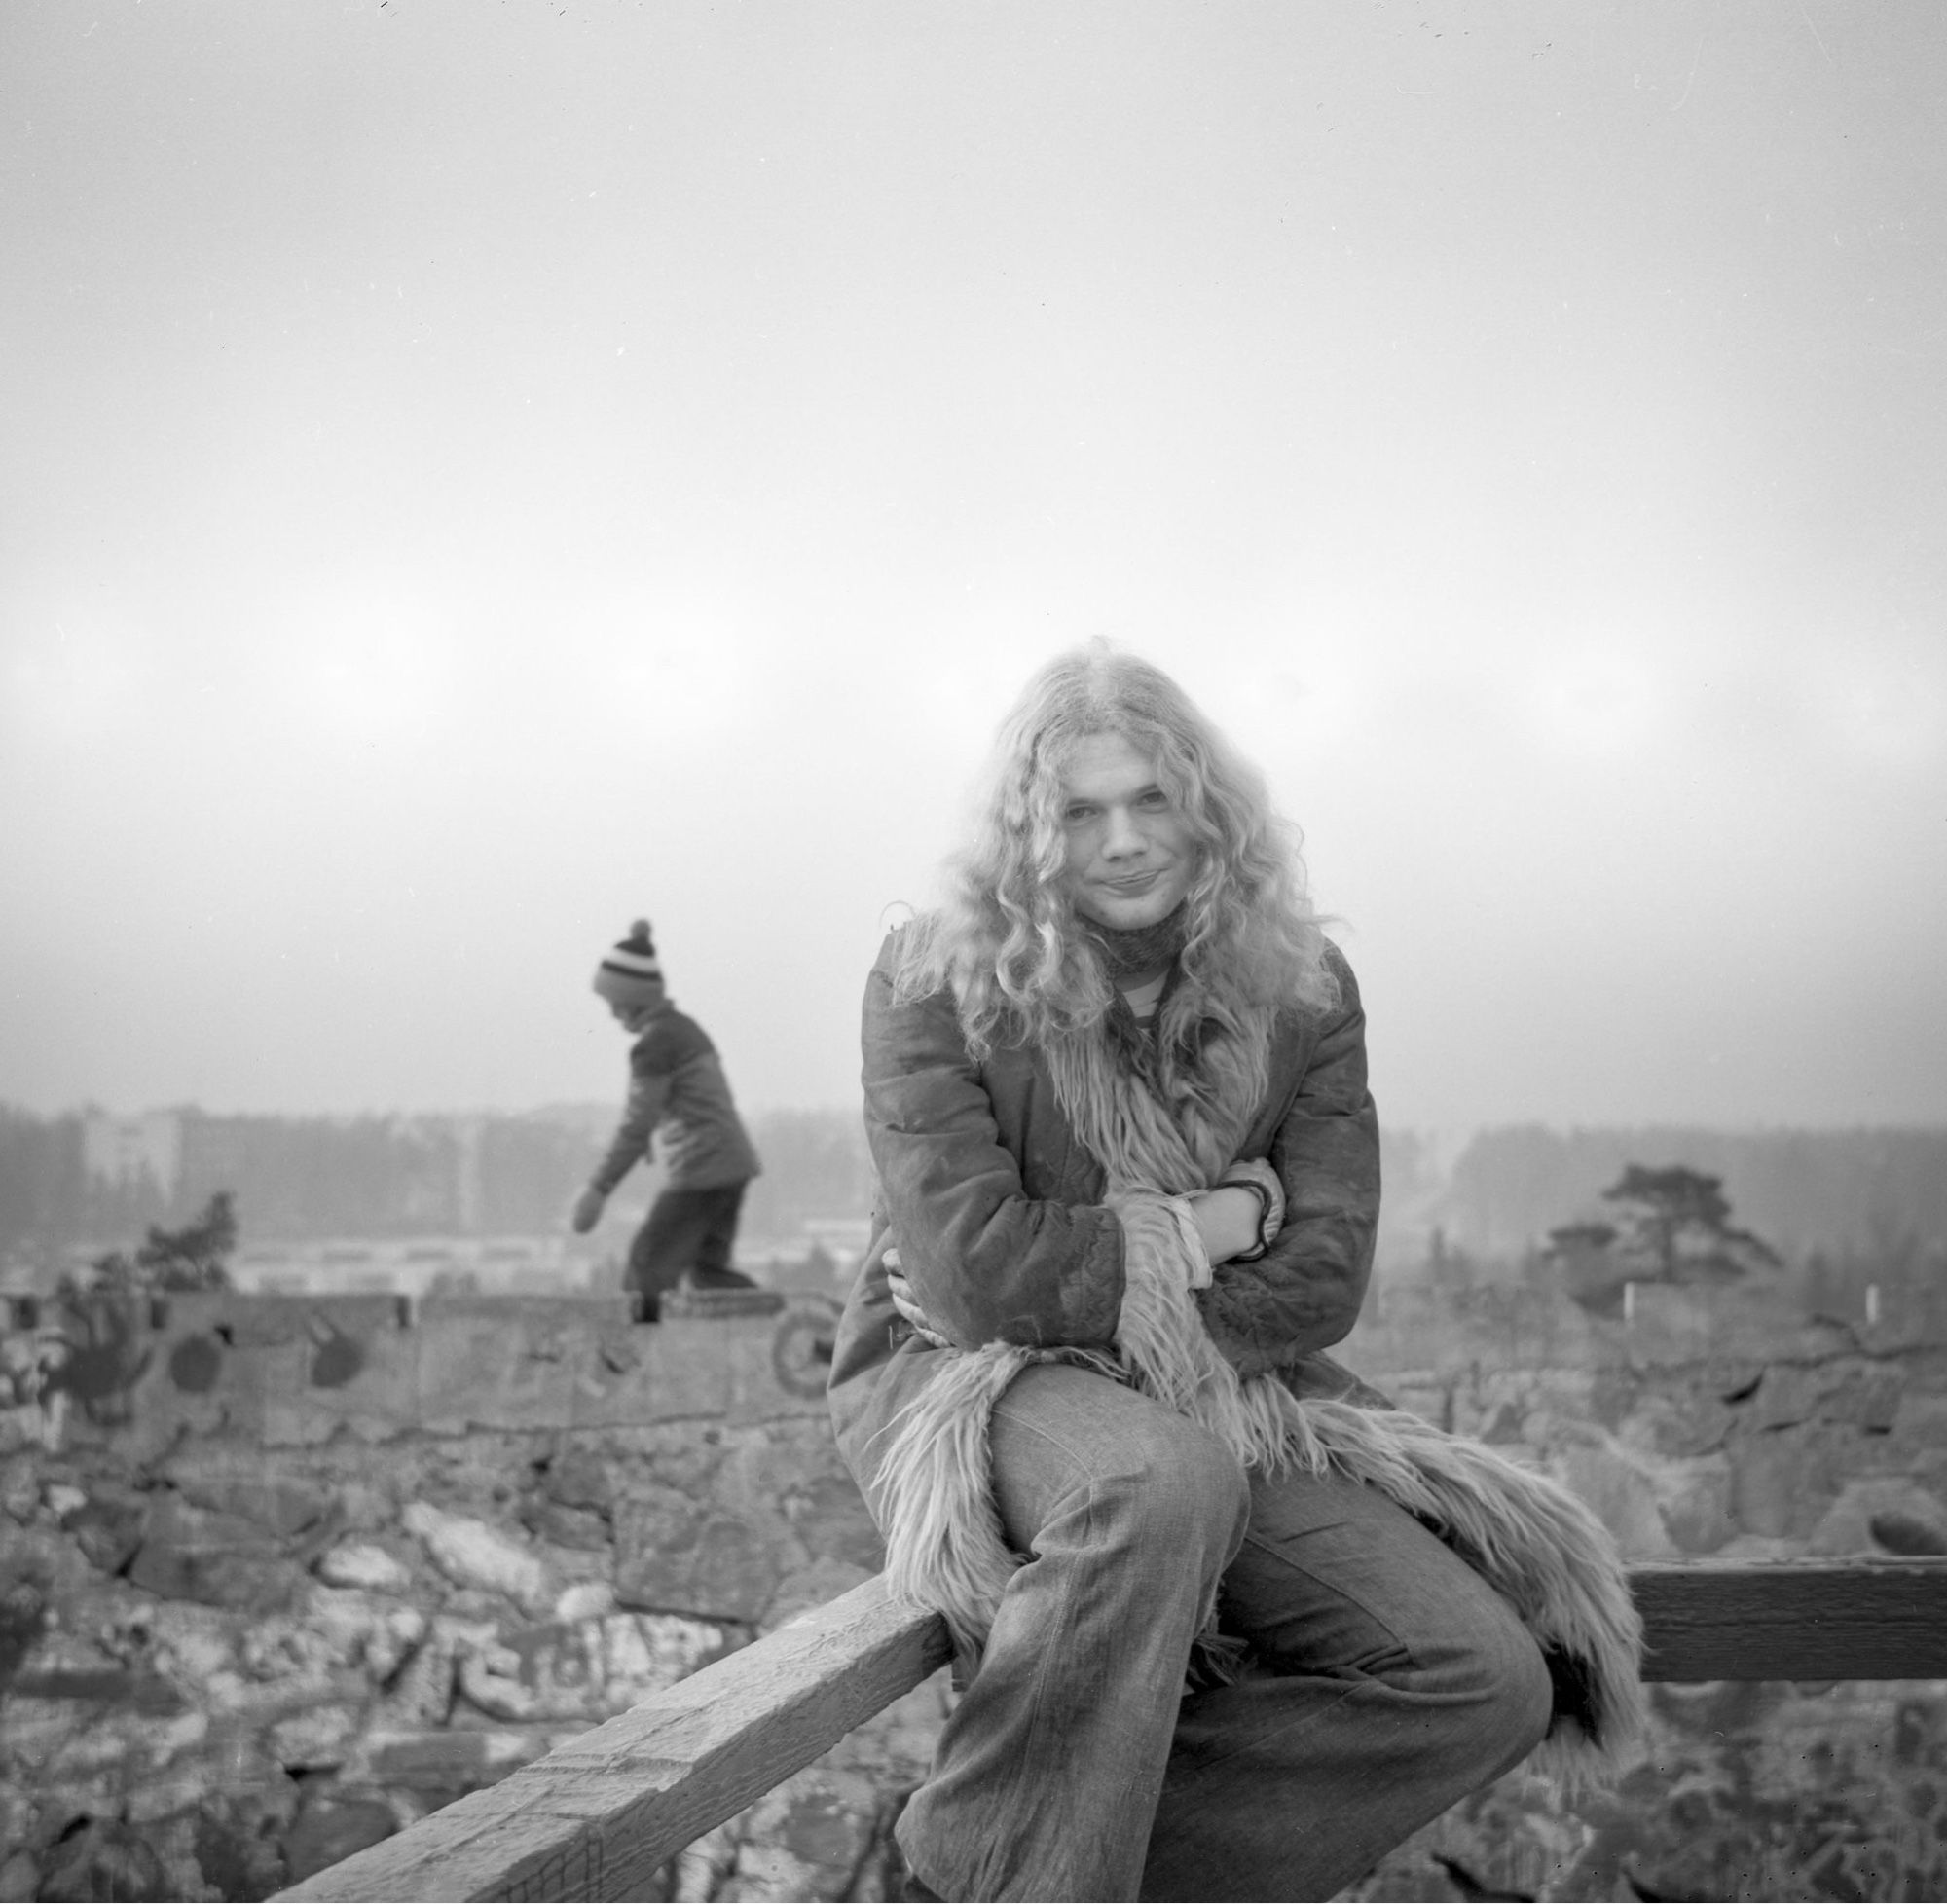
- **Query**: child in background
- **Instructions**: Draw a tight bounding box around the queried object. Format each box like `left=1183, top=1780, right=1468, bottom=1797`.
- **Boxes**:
left=571, top=921, right=762, bottom=1320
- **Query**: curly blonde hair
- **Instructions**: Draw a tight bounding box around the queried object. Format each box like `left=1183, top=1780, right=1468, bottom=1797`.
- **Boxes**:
left=895, top=641, right=1340, bottom=1056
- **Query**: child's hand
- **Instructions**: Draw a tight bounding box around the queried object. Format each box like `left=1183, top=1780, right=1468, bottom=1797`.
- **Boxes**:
left=569, top=1187, right=606, bottom=1234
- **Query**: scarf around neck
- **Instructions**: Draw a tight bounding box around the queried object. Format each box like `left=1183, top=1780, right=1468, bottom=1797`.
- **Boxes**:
left=1080, top=900, right=1190, bottom=983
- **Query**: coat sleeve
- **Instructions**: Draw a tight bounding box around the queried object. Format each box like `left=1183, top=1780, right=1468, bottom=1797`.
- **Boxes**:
left=1194, top=948, right=1379, bottom=1378
left=588, top=1038, right=674, bottom=1195
left=863, top=952, right=1125, bottom=1352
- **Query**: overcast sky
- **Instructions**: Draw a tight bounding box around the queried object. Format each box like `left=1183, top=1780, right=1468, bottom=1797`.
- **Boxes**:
left=3, top=0, right=1943, bottom=1134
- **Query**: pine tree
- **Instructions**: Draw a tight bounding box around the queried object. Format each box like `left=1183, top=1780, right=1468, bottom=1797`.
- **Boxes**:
left=1598, top=1165, right=1781, bottom=1287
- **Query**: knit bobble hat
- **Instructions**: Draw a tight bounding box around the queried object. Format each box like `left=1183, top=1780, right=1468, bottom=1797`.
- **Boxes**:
left=593, top=919, right=666, bottom=1009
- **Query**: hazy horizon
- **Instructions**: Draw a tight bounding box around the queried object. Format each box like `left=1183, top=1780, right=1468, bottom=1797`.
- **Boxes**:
left=6, top=2, right=1945, bottom=1131
left=29, top=1098, right=1947, bottom=1147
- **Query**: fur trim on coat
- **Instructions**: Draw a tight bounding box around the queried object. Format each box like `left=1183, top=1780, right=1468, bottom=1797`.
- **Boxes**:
left=872, top=1017, right=1647, bottom=1790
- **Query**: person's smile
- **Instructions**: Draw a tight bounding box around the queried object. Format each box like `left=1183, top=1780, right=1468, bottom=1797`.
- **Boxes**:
left=1058, top=732, right=1197, bottom=930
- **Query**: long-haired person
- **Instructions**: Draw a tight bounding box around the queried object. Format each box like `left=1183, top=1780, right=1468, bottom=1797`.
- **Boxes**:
left=827, top=644, right=1643, bottom=1902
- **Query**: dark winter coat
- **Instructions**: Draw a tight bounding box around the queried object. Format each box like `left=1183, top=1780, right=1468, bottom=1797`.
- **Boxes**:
left=591, top=1006, right=760, bottom=1195
left=827, top=932, right=1384, bottom=1483
left=826, top=929, right=1648, bottom=1784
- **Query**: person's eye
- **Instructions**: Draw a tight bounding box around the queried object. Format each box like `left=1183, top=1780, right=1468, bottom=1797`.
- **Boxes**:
left=1063, top=803, right=1096, bottom=824
left=1137, top=788, right=1170, bottom=810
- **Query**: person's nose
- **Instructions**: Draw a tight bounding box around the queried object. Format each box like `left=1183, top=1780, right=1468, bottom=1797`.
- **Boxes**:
left=1100, top=805, right=1146, bottom=860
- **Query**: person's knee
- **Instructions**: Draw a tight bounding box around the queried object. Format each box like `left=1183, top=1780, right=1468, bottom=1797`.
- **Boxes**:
left=1357, top=1578, right=1554, bottom=1768
left=1448, top=1600, right=1555, bottom=1769
left=1095, top=1420, right=1249, bottom=1571
left=990, top=1377, right=1249, bottom=1573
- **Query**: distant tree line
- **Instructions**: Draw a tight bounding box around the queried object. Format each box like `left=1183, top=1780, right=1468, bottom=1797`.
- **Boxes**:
left=0, top=1103, right=876, bottom=1264
left=1430, top=1124, right=1947, bottom=1267
left=6, top=1106, right=1942, bottom=1292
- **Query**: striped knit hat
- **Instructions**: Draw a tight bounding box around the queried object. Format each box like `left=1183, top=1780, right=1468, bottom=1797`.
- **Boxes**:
left=592, top=919, right=666, bottom=1009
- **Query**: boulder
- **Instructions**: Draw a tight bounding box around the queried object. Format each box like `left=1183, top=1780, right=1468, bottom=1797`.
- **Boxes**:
left=781, top=1468, right=884, bottom=1572
left=552, top=1579, right=616, bottom=1623
left=269, top=1702, right=365, bottom=1769
left=1626, top=1386, right=1736, bottom=1460
left=192, top=1805, right=290, bottom=1902
left=0, top=1849, right=38, bottom=1903
left=0, top=1576, right=47, bottom=1684
left=1823, top=1366, right=1905, bottom=1432
left=614, top=1489, right=798, bottom=1623
left=33, top=1819, right=168, bottom=1904
left=403, top=1502, right=552, bottom=1615
left=370, top=1613, right=497, bottom=1729
left=1730, top=1431, right=1839, bottom=1541
left=1870, top=1509, right=1947, bottom=1556
left=120, top=1599, right=238, bottom=1688
left=1657, top=1460, right=1738, bottom=1556
left=315, top=1539, right=415, bottom=1595
left=172, top=1471, right=333, bottom=1538
left=353, top=1725, right=557, bottom=1794
left=302, top=1586, right=428, bottom=1682
left=0, top=1406, right=49, bottom=1459
left=722, top=1765, right=885, bottom=1903
left=542, top=1445, right=614, bottom=1511
left=0, top=1456, right=39, bottom=1523
left=761, top=1557, right=875, bottom=1632
left=281, top=1795, right=397, bottom=1886
left=1804, top=1478, right=1947, bottom=1557
left=457, top=1610, right=726, bottom=1723
left=60, top=1491, right=150, bottom=1577
left=127, top=1492, right=302, bottom=1610
left=522, top=1498, right=611, bottom=1551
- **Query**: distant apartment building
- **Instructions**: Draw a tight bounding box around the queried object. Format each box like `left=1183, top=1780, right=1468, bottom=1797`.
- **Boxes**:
left=226, top=1232, right=606, bottom=1299
left=81, top=1110, right=183, bottom=1196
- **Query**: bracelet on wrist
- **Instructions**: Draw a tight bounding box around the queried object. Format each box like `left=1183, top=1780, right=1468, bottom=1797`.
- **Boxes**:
left=1228, top=1179, right=1272, bottom=1262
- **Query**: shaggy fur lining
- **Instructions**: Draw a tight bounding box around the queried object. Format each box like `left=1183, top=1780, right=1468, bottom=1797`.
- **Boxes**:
left=873, top=999, right=1646, bottom=1788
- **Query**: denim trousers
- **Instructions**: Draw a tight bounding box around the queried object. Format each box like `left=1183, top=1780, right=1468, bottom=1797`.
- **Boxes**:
left=893, top=1362, right=1555, bottom=1902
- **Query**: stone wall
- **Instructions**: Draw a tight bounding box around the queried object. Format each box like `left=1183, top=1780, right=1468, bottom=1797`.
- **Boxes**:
left=0, top=1290, right=939, bottom=1902
left=1348, top=1280, right=1947, bottom=1564
left=5, top=1279, right=1945, bottom=1902
left=1336, top=1282, right=1947, bottom=1902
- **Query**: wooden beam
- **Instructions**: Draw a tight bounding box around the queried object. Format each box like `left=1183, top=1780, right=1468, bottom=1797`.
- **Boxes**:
left=276, top=1558, right=1947, bottom=1902
left=1634, top=1556, right=1947, bottom=1683
left=275, top=1575, right=951, bottom=1904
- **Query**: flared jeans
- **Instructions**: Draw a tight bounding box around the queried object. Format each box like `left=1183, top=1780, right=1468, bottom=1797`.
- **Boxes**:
left=891, top=1362, right=1555, bottom=1902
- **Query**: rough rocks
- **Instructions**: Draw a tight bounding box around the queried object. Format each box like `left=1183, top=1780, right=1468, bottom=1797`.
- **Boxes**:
left=455, top=1610, right=727, bottom=1723
left=5, top=1279, right=1944, bottom=1903
left=401, top=1502, right=554, bottom=1616
left=314, top=1539, right=414, bottom=1595
left=0, top=1303, right=888, bottom=1902
left=126, top=1492, right=308, bottom=1611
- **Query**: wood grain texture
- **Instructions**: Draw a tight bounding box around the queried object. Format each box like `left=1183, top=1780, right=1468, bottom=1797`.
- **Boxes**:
left=276, top=1559, right=1947, bottom=1901
left=1635, top=1556, right=1947, bottom=1683
left=274, top=1576, right=950, bottom=1903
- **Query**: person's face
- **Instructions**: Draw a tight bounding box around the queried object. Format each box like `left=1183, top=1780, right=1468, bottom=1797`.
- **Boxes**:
left=1057, top=731, right=1198, bottom=931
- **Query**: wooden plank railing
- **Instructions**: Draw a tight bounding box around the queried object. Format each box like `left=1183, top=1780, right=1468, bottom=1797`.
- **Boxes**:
left=1634, top=1556, right=1947, bottom=1682
left=278, top=1557, right=1947, bottom=1904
